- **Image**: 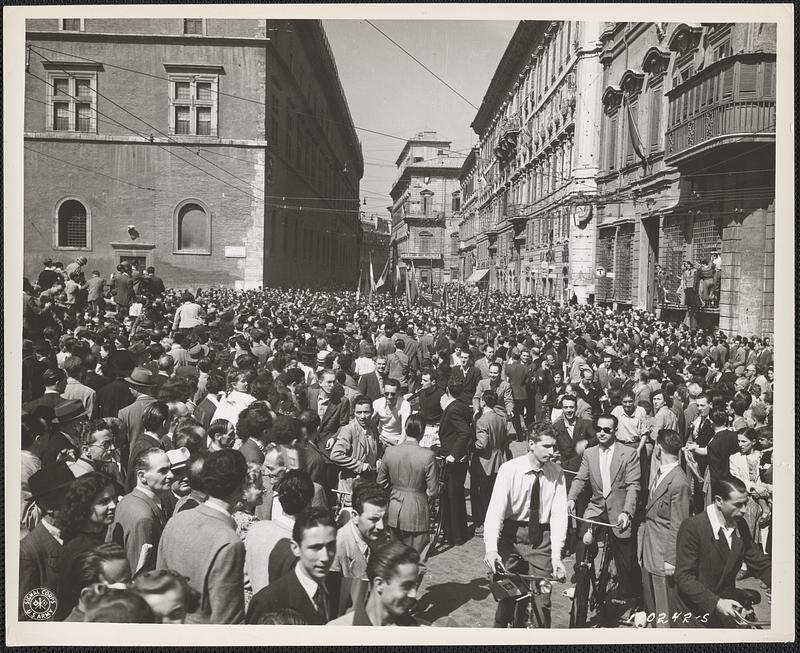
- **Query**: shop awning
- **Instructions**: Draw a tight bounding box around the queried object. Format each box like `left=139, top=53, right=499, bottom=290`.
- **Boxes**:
left=465, top=268, right=490, bottom=284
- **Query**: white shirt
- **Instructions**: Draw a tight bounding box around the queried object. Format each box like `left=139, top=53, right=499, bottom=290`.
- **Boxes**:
left=706, top=503, right=735, bottom=549
left=372, top=396, right=410, bottom=445
left=653, top=460, right=680, bottom=491
left=483, top=455, right=568, bottom=569
left=598, top=443, right=616, bottom=497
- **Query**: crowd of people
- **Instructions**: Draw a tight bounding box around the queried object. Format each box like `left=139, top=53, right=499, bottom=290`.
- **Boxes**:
left=19, top=255, right=774, bottom=627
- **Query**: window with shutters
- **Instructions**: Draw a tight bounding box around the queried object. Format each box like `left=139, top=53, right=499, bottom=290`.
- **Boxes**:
left=760, top=61, right=776, bottom=97
left=604, top=111, right=618, bottom=171
left=625, top=98, right=639, bottom=165
left=418, top=231, right=433, bottom=254
left=168, top=73, right=218, bottom=136
left=450, top=232, right=459, bottom=256
left=55, top=198, right=90, bottom=249
left=174, top=199, right=211, bottom=254
left=649, top=83, right=663, bottom=153
left=183, top=19, right=205, bottom=35
left=720, top=64, right=735, bottom=100
left=60, top=19, right=84, bottom=32
left=47, top=73, right=97, bottom=133
left=737, top=62, right=759, bottom=99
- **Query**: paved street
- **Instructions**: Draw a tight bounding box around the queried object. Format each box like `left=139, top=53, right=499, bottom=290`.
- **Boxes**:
left=418, top=442, right=771, bottom=630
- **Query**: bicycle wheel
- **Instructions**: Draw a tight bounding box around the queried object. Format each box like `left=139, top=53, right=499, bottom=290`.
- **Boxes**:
left=595, top=537, right=623, bottom=626
left=570, top=565, right=592, bottom=628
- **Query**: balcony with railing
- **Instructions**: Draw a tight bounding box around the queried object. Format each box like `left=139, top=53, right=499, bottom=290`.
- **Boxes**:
left=665, top=54, right=775, bottom=165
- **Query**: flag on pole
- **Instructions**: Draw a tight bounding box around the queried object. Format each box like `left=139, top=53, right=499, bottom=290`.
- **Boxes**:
left=395, top=263, right=402, bottom=295
left=625, top=93, right=647, bottom=162
left=375, top=257, right=391, bottom=292
left=409, top=261, right=420, bottom=305
left=355, top=267, right=363, bottom=303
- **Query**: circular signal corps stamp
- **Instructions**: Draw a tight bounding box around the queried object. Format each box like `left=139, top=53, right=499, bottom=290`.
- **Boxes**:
left=22, top=587, right=58, bottom=621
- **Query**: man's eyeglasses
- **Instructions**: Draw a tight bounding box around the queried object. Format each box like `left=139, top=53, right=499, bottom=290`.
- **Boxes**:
left=596, top=426, right=615, bottom=433
left=384, top=391, right=397, bottom=396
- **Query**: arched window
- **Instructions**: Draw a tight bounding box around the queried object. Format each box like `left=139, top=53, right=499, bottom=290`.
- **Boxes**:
left=418, top=231, right=434, bottom=254
left=174, top=199, right=211, bottom=254
left=56, top=198, right=89, bottom=249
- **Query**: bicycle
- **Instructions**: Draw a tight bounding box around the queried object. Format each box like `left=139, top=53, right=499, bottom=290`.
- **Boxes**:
left=331, top=489, right=352, bottom=527
left=568, top=517, right=626, bottom=628
left=489, top=567, right=562, bottom=628
left=731, top=588, right=770, bottom=629
left=421, top=456, right=448, bottom=562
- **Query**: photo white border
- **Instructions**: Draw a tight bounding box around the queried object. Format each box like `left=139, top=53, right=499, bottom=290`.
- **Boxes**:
left=4, top=3, right=795, bottom=646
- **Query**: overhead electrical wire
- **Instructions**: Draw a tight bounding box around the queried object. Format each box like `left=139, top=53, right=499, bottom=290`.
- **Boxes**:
left=362, top=20, right=480, bottom=111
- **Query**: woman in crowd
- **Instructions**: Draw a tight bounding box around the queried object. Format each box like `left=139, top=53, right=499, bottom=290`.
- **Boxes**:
left=55, top=473, right=120, bottom=619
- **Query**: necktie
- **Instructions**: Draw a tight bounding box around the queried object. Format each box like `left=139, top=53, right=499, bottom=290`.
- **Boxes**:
left=651, top=467, right=662, bottom=493
left=313, top=584, right=329, bottom=621
left=528, top=470, right=543, bottom=548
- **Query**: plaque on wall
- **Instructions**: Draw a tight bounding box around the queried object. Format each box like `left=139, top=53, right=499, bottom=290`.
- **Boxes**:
left=225, top=246, right=246, bottom=258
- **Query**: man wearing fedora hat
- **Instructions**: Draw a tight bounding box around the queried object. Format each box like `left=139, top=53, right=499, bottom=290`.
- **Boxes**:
left=117, top=367, right=159, bottom=465
left=19, top=462, right=75, bottom=619
left=42, top=399, right=88, bottom=467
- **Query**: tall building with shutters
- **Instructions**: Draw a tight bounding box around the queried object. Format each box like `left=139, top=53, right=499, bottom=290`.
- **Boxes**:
left=595, top=22, right=776, bottom=335
left=388, top=132, right=465, bottom=289
left=23, top=18, right=362, bottom=289
left=467, top=21, right=604, bottom=303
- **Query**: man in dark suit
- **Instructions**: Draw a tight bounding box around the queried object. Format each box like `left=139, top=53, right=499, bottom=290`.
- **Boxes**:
left=357, top=356, right=386, bottom=402
left=117, top=368, right=159, bottom=468
left=146, top=266, right=166, bottom=296
left=247, top=508, right=337, bottom=624
left=22, top=367, right=66, bottom=413
left=470, top=390, right=512, bottom=534
left=568, top=413, right=641, bottom=600
left=22, top=340, right=47, bottom=404
left=450, top=350, right=482, bottom=405
left=638, top=429, right=691, bottom=627
left=125, top=401, right=170, bottom=490
left=438, top=381, right=474, bottom=546
left=307, top=369, right=351, bottom=449
left=505, top=348, right=532, bottom=441
left=158, top=449, right=248, bottom=624
left=674, top=476, right=771, bottom=627
left=110, top=264, right=135, bottom=319
left=112, top=447, right=173, bottom=574
left=551, top=394, right=596, bottom=486
left=19, top=463, right=74, bottom=619
left=95, top=352, right=136, bottom=419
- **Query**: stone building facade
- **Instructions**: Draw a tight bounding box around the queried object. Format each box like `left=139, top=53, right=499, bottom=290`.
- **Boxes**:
left=24, top=18, right=362, bottom=289
left=596, top=22, right=776, bottom=335
left=466, top=21, right=603, bottom=303
left=389, top=132, right=464, bottom=289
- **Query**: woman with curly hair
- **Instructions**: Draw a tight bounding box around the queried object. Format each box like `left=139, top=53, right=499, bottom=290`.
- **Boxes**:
left=55, top=472, right=120, bottom=619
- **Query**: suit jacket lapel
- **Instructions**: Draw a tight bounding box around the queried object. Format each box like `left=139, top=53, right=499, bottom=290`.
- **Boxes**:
left=718, top=525, right=744, bottom=587
left=608, top=444, right=623, bottom=488
left=646, top=466, right=678, bottom=509
left=588, top=447, right=603, bottom=495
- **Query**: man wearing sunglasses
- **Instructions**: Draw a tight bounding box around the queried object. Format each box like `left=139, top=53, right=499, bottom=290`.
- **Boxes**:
left=372, top=378, right=410, bottom=448
left=567, top=413, right=642, bottom=604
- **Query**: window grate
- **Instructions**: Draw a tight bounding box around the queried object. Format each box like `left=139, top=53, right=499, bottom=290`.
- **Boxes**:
left=614, top=224, right=635, bottom=303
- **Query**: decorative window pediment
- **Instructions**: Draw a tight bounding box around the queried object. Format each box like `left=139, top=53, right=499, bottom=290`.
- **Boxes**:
left=667, top=23, right=703, bottom=55
left=642, top=47, right=672, bottom=77
left=602, top=85, right=624, bottom=112
left=619, top=69, right=646, bottom=96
